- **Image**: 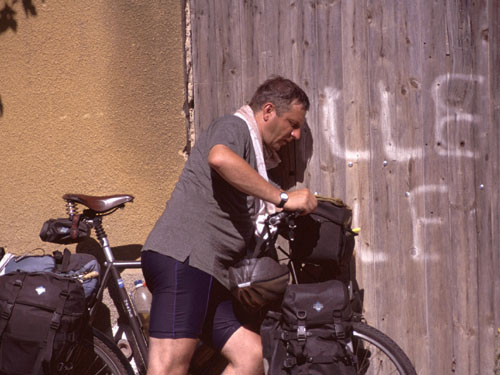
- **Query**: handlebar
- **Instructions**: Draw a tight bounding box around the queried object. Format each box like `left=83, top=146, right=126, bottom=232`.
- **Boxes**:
left=259, top=211, right=301, bottom=252
left=265, top=210, right=300, bottom=227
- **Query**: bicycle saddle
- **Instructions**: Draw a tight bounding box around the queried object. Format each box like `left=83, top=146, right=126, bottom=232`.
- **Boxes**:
left=62, top=194, right=134, bottom=213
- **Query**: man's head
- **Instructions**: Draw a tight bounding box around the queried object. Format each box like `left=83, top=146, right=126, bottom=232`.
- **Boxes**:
left=249, top=76, right=310, bottom=115
left=250, top=76, right=310, bottom=151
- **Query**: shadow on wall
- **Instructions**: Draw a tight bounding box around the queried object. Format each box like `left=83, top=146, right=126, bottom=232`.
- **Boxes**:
left=76, top=238, right=143, bottom=264
left=1, top=0, right=44, bottom=118
left=0, top=0, right=42, bottom=34
left=268, top=120, right=314, bottom=190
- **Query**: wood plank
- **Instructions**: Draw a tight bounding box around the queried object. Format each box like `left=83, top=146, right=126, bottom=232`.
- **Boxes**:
left=190, top=0, right=219, bottom=133
left=275, top=0, right=293, bottom=76
left=261, top=0, right=280, bottom=78
left=444, top=1, right=481, bottom=372
left=392, top=0, right=427, bottom=371
left=365, top=0, right=399, bottom=337
left=313, top=0, right=347, bottom=198
left=340, top=0, right=376, bottom=332
left=214, top=0, right=242, bottom=115
left=364, top=0, right=424, bottom=366
left=480, top=0, right=500, bottom=373
left=490, top=0, right=500, bottom=368
left=239, top=0, right=266, bottom=103
left=419, top=0, right=455, bottom=373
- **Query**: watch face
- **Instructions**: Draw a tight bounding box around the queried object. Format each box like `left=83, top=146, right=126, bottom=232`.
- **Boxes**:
left=280, top=192, right=288, bottom=201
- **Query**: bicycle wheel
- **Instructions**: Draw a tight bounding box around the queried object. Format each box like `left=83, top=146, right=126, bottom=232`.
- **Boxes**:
left=70, top=328, right=135, bottom=375
left=351, top=322, right=417, bottom=375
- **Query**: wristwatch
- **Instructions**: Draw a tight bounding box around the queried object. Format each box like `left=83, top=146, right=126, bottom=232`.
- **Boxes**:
left=276, top=192, right=289, bottom=208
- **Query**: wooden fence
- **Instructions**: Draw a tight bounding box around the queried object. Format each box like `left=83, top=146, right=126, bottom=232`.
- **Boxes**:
left=186, top=0, right=500, bottom=373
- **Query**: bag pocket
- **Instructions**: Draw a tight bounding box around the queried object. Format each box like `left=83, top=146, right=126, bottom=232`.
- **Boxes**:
left=0, top=332, right=42, bottom=374
left=287, top=329, right=356, bottom=375
left=290, top=197, right=356, bottom=265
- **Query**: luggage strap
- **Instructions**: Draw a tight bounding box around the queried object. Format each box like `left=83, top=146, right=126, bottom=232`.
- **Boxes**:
left=32, top=279, right=71, bottom=375
left=53, top=248, right=72, bottom=273
left=70, top=214, right=82, bottom=241
left=0, top=274, right=25, bottom=336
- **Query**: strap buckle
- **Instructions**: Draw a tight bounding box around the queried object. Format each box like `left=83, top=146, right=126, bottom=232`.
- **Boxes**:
left=0, top=310, right=11, bottom=320
left=334, top=323, right=346, bottom=339
left=14, top=279, right=23, bottom=287
left=59, top=290, right=70, bottom=299
left=50, top=313, right=62, bottom=330
left=283, top=357, right=296, bottom=368
left=297, top=325, right=307, bottom=341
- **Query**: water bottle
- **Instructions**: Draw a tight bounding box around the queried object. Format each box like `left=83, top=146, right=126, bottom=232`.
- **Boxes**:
left=131, top=280, right=152, bottom=338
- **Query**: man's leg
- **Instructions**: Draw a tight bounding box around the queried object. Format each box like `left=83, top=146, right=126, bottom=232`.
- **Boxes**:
left=147, top=337, right=198, bottom=375
left=220, top=326, right=264, bottom=375
left=142, top=251, right=214, bottom=375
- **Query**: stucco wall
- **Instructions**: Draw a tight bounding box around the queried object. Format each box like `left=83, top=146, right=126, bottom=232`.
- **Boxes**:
left=0, top=1, right=187, bottom=255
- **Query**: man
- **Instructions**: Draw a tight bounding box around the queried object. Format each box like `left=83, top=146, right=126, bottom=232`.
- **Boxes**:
left=141, top=76, right=317, bottom=375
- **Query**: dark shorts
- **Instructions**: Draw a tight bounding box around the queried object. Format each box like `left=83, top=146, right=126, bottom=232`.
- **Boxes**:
left=141, top=250, right=243, bottom=351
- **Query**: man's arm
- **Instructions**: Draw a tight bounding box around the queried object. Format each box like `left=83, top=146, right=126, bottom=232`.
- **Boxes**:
left=208, top=144, right=317, bottom=214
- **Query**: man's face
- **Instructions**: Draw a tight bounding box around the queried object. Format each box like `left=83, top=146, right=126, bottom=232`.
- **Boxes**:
left=262, top=101, right=307, bottom=151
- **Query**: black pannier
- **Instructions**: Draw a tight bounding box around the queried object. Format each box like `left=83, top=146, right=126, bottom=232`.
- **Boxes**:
left=0, top=249, right=99, bottom=374
left=290, top=197, right=356, bottom=265
left=0, top=271, right=88, bottom=374
left=261, top=280, right=356, bottom=374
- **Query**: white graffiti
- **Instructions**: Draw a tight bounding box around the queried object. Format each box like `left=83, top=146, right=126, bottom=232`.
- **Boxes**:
left=406, top=184, right=448, bottom=262
left=320, top=73, right=484, bottom=261
left=379, top=81, right=422, bottom=161
left=322, top=87, right=370, bottom=161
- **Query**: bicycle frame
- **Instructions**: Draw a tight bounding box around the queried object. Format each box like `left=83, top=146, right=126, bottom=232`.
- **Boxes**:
left=86, top=215, right=149, bottom=373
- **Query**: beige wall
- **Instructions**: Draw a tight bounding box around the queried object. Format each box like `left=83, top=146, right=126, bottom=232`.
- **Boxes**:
left=0, top=1, right=186, bottom=254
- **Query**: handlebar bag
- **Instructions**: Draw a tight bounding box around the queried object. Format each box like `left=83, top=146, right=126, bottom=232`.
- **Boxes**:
left=228, top=257, right=289, bottom=311
left=39, top=215, right=91, bottom=245
left=290, top=197, right=356, bottom=265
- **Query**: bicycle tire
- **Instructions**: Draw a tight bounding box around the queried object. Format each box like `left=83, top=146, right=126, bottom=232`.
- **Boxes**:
left=70, top=328, right=135, bottom=375
left=351, top=322, right=417, bottom=375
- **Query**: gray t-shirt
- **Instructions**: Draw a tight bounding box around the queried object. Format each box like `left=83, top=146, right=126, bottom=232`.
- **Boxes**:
left=142, top=114, right=257, bottom=289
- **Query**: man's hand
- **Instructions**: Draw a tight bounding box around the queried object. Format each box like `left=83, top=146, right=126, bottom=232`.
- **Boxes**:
left=282, top=189, right=317, bottom=215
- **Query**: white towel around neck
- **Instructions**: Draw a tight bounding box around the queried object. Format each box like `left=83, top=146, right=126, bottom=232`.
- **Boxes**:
left=234, top=105, right=281, bottom=237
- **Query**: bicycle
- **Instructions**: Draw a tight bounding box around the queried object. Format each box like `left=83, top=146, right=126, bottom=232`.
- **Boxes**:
left=59, top=193, right=416, bottom=375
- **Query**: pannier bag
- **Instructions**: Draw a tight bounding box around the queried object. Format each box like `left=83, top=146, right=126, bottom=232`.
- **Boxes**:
left=290, top=197, right=356, bottom=265
left=0, top=249, right=100, bottom=374
left=39, top=215, right=91, bottom=245
left=0, top=272, right=88, bottom=375
left=261, top=280, right=356, bottom=375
